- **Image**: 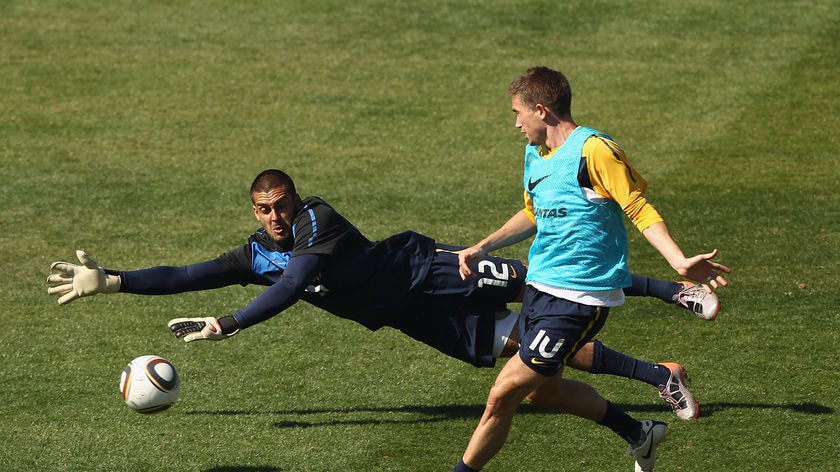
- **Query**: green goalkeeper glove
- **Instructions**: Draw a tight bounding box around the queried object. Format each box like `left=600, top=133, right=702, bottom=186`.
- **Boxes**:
left=168, top=317, right=238, bottom=343
left=46, top=250, right=121, bottom=305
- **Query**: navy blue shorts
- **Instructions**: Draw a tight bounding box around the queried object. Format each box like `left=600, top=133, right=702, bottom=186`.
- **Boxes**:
left=391, top=296, right=503, bottom=367
left=518, top=285, right=609, bottom=376
left=421, top=245, right=526, bottom=304
left=387, top=246, right=526, bottom=368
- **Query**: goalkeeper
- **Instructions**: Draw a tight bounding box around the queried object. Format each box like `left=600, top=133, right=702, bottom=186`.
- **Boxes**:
left=47, top=169, right=718, bottom=421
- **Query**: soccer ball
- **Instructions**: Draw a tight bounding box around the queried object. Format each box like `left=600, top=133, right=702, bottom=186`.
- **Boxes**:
left=119, top=355, right=180, bottom=414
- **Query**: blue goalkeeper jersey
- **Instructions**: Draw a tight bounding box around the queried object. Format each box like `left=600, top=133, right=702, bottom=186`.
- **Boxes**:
left=215, top=197, right=437, bottom=330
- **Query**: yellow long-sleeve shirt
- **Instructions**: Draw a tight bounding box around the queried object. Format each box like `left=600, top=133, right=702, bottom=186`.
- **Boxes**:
left=523, top=134, right=663, bottom=233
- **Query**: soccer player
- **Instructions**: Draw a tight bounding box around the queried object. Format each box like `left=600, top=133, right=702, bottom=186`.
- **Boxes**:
left=47, top=169, right=718, bottom=423
left=453, top=67, right=730, bottom=472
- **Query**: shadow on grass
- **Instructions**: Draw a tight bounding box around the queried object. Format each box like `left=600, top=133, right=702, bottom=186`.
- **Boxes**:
left=182, top=401, right=833, bottom=428
left=614, top=401, right=834, bottom=418
left=204, top=468, right=280, bottom=472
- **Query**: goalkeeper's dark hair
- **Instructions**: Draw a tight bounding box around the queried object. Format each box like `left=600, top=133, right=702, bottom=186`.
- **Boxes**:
left=250, top=169, right=297, bottom=202
left=508, top=66, right=572, bottom=117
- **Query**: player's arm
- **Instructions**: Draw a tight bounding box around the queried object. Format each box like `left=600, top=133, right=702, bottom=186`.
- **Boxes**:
left=640, top=222, right=730, bottom=288
left=120, top=261, right=240, bottom=294
left=585, top=137, right=730, bottom=287
left=458, top=209, right=536, bottom=279
left=168, top=253, right=327, bottom=342
left=46, top=250, right=243, bottom=305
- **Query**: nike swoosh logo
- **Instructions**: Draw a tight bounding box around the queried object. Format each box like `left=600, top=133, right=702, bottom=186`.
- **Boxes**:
left=527, top=174, right=550, bottom=191
left=530, top=358, right=548, bottom=365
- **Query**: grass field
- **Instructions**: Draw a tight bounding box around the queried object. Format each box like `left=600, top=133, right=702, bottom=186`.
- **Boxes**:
left=2, top=0, right=839, bottom=471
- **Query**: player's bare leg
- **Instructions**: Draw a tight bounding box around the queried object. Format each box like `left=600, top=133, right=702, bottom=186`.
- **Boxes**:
left=527, top=375, right=607, bottom=421
left=460, top=354, right=552, bottom=469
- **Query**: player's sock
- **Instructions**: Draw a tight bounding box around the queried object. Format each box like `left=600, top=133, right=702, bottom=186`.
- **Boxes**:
left=597, top=401, right=644, bottom=443
left=590, top=340, right=671, bottom=387
left=625, top=274, right=683, bottom=303
left=453, top=458, right=481, bottom=472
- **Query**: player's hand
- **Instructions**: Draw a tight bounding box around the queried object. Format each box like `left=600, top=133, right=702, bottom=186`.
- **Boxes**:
left=168, top=317, right=237, bottom=343
left=680, top=249, right=731, bottom=290
left=46, top=250, right=121, bottom=305
left=458, top=246, right=487, bottom=280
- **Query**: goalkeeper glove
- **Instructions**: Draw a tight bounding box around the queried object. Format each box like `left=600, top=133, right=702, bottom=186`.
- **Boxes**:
left=168, top=317, right=238, bottom=343
left=46, top=250, right=121, bottom=305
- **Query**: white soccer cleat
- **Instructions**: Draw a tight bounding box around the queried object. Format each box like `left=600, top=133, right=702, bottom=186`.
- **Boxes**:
left=658, top=363, right=699, bottom=420
left=675, top=282, right=720, bottom=320
left=627, top=420, right=668, bottom=472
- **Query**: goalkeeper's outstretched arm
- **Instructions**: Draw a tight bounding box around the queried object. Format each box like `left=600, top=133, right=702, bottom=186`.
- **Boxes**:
left=46, top=250, right=239, bottom=305
left=168, top=253, right=327, bottom=342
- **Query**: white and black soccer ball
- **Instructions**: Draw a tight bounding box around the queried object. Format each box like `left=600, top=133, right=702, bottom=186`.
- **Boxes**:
left=119, top=355, right=180, bottom=414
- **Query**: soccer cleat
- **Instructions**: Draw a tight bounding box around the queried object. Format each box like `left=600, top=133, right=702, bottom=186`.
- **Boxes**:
left=674, top=282, right=720, bottom=320
left=658, top=362, right=699, bottom=420
left=627, top=420, right=668, bottom=472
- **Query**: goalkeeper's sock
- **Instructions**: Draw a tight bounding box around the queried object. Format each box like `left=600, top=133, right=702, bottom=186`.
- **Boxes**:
left=453, top=459, right=481, bottom=472
left=625, top=274, right=683, bottom=303
left=590, top=340, right=671, bottom=387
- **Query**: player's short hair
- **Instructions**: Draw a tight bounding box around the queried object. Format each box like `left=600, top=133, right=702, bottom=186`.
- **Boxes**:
left=250, top=169, right=296, bottom=202
left=507, top=67, right=572, bottom=117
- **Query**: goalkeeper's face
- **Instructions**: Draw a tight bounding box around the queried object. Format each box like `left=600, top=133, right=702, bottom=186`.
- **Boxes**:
left=252, top=185, right=302, bottom=246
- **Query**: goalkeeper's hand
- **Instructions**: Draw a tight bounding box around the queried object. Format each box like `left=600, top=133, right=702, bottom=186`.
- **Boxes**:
left=168, top=317, right=237, bottom=343
left=46, top=250, right=121, bottom=305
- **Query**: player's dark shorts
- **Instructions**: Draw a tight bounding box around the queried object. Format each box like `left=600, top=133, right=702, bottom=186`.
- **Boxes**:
left=387, top=245, right=526, bottom=368
left=518, top=285, right=610, bottom=377
left=420, top=244, right=526, bottom=304
left=391, top=296, right=503, bottom=368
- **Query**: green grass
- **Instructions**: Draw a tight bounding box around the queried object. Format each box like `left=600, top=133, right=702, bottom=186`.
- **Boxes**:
left=2, top=0, right=839, bottom=470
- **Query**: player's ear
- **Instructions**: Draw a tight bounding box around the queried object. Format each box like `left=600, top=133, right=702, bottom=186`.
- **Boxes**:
left=294, top=194, right=303, bottom=208
left=252, top=204, right=259, bottom=220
